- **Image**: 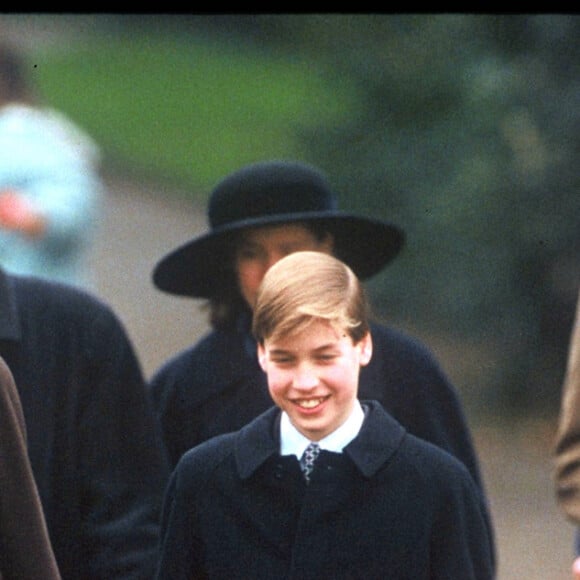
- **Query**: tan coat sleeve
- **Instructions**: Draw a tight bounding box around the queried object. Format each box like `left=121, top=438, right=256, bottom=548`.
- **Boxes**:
left=0, top=356, right=61, bottom=580
left=554, top=289, right=580, bottom=523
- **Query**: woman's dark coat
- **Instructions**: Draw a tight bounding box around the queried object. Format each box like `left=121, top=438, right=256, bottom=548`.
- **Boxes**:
left=0, top=355, right=61, bottom=580
left=150, top=312, right=496, bottom=569
left=0, top=268, right=170, bottom=580
left=155, top=401, right=494, bottom=580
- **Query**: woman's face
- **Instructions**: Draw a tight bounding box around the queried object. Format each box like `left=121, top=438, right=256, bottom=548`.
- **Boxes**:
left=234, top=223, right=333, bottom=309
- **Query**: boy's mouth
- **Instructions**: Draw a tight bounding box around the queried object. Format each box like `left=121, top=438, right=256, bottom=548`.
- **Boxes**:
left=295, top=396, right=328, bottom=409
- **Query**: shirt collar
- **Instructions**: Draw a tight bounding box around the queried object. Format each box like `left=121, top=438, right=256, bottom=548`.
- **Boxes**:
left=279, top=400, right=365, bottom=457
left=235, top=402, right=405, bottom=480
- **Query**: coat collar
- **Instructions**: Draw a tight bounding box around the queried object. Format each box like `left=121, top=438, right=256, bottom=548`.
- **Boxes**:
left=234, top=400, right=406, bottom=480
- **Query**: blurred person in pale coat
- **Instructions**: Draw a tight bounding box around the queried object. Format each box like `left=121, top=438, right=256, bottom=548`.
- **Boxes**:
left=0, top=355, right=61, bottom=580
left=553, top=288, right=580, bottom=579
left=0, top=41, right=102, bottom=288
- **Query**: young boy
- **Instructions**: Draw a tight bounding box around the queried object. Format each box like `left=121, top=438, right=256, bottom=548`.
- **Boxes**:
left=155, top=251, right=494, bottom=579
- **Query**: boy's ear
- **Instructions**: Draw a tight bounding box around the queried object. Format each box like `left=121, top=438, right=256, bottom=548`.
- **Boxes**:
left=359, top=332, right=373, bottom=366
left=257, top=343, right=267, bottom=371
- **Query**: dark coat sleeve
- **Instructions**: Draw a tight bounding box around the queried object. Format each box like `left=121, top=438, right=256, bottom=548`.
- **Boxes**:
left=415, top=438, right=494, bottom=580
left=70, top=295, right=171, bottom=579
left=0, top=356, right=61, bottom=580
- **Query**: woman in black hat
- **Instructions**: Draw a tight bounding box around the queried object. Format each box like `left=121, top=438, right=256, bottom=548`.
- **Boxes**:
left=149, top=160, right=495, bottom=566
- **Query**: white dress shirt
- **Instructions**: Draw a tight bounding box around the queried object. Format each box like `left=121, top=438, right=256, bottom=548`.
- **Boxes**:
left=279, top=400, right=365, bottom=459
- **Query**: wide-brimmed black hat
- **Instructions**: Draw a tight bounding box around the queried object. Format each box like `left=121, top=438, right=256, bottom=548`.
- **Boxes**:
left=153, top=160, right=405, bottom=298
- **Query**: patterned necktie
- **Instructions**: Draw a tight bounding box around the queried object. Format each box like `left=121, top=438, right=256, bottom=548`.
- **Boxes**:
left=300, top=442, right=320, bottom=483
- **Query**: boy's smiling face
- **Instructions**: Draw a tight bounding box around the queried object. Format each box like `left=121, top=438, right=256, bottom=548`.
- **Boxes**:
left=258, top=318, right=372, bottom=441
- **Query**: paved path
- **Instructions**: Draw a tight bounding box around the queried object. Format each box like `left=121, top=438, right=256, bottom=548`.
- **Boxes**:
left=89, top=177, right=574, bottom=579
left=87, top=176, right=210, bottom=379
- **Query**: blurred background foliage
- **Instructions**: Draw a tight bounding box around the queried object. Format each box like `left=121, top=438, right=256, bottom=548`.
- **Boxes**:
left=6, top=13, right=578, bottom=418
left=32, top=27, right=359, bottom=190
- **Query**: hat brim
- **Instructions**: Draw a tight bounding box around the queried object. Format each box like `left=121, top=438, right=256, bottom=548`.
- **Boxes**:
left=153, top=211, right=405, bottom=298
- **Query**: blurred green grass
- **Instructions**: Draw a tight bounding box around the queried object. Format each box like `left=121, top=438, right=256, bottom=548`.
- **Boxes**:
left=31, top=35, right=358, bottom=200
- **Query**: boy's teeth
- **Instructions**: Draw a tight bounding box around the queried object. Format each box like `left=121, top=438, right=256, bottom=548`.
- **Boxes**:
left=299, top=398, right=322, bottom=408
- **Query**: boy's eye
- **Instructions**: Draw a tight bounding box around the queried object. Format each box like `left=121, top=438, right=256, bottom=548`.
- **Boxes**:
left=271, top=356, right=293, bottom=364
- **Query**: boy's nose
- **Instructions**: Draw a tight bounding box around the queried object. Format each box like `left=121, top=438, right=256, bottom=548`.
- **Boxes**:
left=292, top=365, right=319, bottom=390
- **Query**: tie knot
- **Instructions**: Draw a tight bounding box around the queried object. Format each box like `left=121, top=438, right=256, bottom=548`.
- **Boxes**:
left=300, top=442, right=320, bottom=483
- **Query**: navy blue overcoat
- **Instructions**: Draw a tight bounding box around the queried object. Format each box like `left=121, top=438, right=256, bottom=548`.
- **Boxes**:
left=150, top=311, right=496, bottom=568
left=156, top=401, right=495, bottom=580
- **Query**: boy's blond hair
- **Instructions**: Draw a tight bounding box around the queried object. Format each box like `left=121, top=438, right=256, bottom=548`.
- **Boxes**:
left=252, top=251, right=369, bottom=345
